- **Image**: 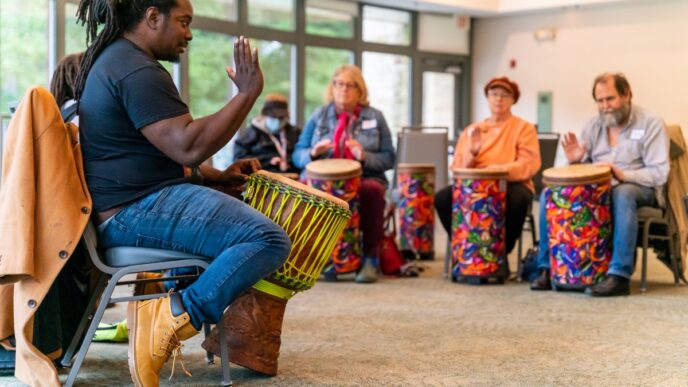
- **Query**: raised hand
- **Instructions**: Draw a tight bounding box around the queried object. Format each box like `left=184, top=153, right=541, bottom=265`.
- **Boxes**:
left=225, top=36, right=263, bottom=97
left=466, top=125, right=482, bottom=157
left=310, top=139, right=334, bottom=158
left=561, top=132, right=586, bottom=163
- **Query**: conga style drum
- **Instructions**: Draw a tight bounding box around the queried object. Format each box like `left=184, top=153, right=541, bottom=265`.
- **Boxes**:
left=306, top=159, right=363, bottom=275
left=542, top=164, right=612, bottom=290
left=397, top=163, right=436, bottom=261
left=202, top=170, right=350, bottom=375
left=451, top=168, right=509, bottom=284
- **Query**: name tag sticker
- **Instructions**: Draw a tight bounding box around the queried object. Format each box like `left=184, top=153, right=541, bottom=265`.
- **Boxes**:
left=361, top=119, right=377, bottom=130
left=630, top=129, right=644, bottom=140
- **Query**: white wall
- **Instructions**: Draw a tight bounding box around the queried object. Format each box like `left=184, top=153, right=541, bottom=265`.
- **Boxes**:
left=472, top=0, right=688, bottom=164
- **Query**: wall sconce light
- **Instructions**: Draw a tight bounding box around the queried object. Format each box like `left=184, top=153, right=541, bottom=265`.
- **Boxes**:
left=533, top=28, right=556, bottom=42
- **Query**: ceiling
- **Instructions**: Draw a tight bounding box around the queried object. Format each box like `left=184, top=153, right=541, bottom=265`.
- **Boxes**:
left=357, top=0, right=648, bottom=17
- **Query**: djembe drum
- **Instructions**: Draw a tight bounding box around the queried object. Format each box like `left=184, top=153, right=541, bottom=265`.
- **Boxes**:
left=451, top=168, right=509, bottom=284
left=203, top=170, right=350, bottom=375
left=543, top=164, right=612, bottom=291
left=306, top=159, right=363, bottom=275
left=397, top=163, right=436, bottom=261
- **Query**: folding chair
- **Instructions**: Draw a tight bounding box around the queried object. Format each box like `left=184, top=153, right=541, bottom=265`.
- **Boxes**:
left=62, top=222, right=232, bottom=386
left=636, top=181, right=688, bottom=293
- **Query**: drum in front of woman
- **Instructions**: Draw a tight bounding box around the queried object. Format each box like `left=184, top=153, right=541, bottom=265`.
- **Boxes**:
left=397, top=163, right=435, bottom=261
left=306, top=159, right=363, bottom=275
left=543, top=164, right=612, bottom=291
left=451, top=168, right=509, bottom=284
left=203, top=170, right=350, bottom=376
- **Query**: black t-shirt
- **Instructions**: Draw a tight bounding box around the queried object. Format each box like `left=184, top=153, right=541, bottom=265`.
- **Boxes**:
left=80, top=39, right=194, bottom=212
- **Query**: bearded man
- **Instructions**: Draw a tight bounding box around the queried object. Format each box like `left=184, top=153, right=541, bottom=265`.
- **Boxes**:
left=530, top=73, right=669, bottom=296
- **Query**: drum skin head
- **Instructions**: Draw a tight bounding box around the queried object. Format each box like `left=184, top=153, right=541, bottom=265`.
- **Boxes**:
left=542, top=164, right=612, bottom=186
left=452, top=167, right=508, bottom=180
left=397, top=163, right=436, bottom=173
left=306, top=159, right=362, bottom=180
left=252, top=169, right=349, bottom=209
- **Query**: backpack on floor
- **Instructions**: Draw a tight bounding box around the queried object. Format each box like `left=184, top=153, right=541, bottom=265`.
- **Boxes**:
left=379, top=204, right=405, bottom=276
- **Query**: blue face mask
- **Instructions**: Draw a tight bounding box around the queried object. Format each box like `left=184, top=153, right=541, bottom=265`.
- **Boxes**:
left=265, top=116, right=283, bottom=134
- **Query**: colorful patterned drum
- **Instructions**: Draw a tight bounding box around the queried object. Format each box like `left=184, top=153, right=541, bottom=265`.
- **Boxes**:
left=451, top=168, right=509, bottom=284
left=543, top=164, right=612, bottom=290
left=397, top=163, right=435, bottom=260
left=204, top=170, right=351, bottom=375
left=306, top=159, right=363, bottom=275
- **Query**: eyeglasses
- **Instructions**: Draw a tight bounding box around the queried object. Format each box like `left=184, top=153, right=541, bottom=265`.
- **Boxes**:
left=332, top=80, right=359, bottom=90
left=487, top=90, right=513, bottom=99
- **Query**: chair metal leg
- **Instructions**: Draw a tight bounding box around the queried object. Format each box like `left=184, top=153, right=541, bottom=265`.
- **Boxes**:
left=204, top=324, right=214, bottom=364
left=61, top=274, right=107, bottom=368
left=515, top=234, right=523, bottom=282
left=640, top=222, right=651, bottom=294
left=64, top=273, right=122, bottom=387
left=668, top=235, right=680, bottom=286
left=218, top=322, right=232, bottom=386
left=444, top=238, right=451, bottom=279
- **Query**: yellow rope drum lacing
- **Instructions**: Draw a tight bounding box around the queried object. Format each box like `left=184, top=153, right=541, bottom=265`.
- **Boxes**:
left=244, top=174, right=351, bottom=299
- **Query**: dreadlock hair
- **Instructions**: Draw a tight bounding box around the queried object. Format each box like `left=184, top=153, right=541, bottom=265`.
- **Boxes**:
left=50, top=52, right=84, bottom=107
left=73, top=0, right=179, bottom=106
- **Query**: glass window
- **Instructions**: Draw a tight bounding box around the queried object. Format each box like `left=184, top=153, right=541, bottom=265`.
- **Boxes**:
left=362, top=51, right=410, bottom=141
left=304, top=46, right=352, bottom=120
left=194, top=0, right=238, bottom=22
left=418, top=13, right=469, bottom=55
left=248, top=0, right=295, bottom=32
left=0, top=1, right=49, bottom=113
left=305, top=0, right=357, bottom=39
left=422, top=71, right=456, bottom=135
left=247, top=39, right=294, bottom=125
left=187, top=30, right=235, bottom=168
left=362, top=6, right=411, bottom=46
left=65, top=2, right=87, bottom=54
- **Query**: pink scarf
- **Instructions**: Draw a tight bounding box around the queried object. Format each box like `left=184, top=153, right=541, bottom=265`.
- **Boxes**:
left=332, top=105, right=361, bottom=159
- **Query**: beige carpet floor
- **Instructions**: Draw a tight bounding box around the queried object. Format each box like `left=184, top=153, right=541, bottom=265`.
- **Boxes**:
left=2, top=248, right=688, bottom=386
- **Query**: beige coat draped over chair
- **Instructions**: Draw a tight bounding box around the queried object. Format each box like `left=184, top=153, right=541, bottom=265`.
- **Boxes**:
left=0, top=87, right=91, bottom=386
left=666, top=124, right=688, bottom=277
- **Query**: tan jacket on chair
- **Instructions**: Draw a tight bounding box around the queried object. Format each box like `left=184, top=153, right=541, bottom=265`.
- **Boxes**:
left=666, top=124, right=688, bottom=275
left=0, top=87, right=91, bottom=386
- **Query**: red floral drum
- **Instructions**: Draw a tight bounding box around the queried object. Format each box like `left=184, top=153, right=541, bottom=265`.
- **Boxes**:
left=451, top=168, right=509, bottom=284
left=543, top=164, right=612, bottom=290
left=306, top=159, right=362, bottom=275
left=397, top=163, right=435, bottom=260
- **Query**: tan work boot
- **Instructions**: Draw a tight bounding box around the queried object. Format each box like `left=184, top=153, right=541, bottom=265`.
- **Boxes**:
left=133, top=272, right=166, bottom=296
left=127, top=294, right=199, bottom=387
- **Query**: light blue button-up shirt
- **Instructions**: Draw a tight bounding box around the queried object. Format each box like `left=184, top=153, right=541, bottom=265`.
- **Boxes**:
left=578, top=104, right=669, bottom=188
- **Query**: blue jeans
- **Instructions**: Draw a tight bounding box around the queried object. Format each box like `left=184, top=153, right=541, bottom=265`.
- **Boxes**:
left=98, top=183, right=291, bottom=330
left=536, top=183, right=656, bottom=279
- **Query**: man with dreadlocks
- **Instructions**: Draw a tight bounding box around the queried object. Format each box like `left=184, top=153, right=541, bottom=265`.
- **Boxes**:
left=74, top=0, right=291, bottom=385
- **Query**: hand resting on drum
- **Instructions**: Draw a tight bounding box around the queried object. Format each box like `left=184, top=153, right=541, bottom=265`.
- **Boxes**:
left=200, top=158, right=262, bottom=198
left=594, top=161, right=625, bottom=181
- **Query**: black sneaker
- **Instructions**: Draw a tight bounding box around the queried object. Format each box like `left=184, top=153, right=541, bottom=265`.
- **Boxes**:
left=584, top=275, right=630, bottom=297
left=530, top=269, right=551, bottom=291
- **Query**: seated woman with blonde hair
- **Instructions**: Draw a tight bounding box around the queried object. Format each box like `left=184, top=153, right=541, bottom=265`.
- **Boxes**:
left=293, top=64, right=395, bottom=283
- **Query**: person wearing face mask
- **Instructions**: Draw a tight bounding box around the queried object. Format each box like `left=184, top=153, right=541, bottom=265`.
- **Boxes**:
left=530, top=72, right=670, bottom=297
left=234, top=93, right=302, bottom=174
